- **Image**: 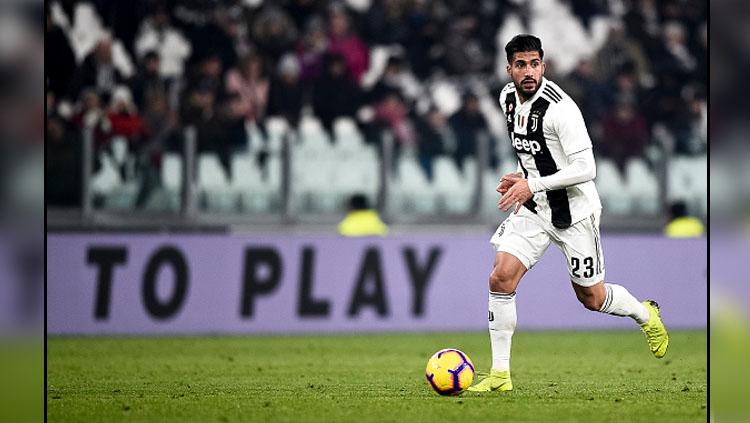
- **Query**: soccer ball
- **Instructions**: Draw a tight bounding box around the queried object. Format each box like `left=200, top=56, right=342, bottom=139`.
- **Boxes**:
left=425, top=348, right=475, bottom=395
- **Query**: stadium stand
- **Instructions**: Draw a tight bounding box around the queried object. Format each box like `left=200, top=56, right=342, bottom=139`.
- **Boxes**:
left=46, top=0, right=706, bottom=229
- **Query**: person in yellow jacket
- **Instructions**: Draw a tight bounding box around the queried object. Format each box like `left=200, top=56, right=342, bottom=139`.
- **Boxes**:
left=338, top=194, right=388, bottom=236
left=664, top=201, right=704, bottom=238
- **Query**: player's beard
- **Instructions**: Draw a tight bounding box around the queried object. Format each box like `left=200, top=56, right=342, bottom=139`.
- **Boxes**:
left=515, top=77, right=540, bottom=100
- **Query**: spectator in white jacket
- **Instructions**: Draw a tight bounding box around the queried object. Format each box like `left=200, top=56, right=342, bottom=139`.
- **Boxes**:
left=135, top=7, right=192, bottom=79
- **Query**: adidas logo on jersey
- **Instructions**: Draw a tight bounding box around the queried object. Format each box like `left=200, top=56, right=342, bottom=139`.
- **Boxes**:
left=512, top=136, right=542, bottom=155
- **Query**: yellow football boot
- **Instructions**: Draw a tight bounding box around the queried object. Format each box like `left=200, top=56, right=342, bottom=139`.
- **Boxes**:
left=640, top=300, right=669, bottom=358
left=466, top=369, right=513, bottom=392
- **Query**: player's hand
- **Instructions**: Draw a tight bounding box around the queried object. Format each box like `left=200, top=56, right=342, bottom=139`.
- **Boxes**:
left=496, top=172, right=524, bottom=194
left=498, top=179, right=533, bottom=213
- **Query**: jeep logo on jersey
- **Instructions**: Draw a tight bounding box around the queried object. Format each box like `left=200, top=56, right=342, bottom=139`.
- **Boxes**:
left=512, top=136, right=542, bottom=155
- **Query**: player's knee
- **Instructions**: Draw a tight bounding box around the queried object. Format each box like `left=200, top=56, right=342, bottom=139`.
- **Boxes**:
left=489, top=267, right=516, bottom=293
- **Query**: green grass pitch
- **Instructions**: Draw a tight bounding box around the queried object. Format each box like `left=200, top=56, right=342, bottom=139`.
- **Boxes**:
left=47, top=330, right=706, bottom=422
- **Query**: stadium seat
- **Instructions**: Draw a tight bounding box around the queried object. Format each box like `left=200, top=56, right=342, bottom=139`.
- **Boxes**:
left=332, top=117, right=365, bottom=152
left=667, top=157, right=689, bottom=198
left=290, top=149, right=339, bottom=213
left=161, top=153, right=182, bottom=191
left=482, top=169, right=503, bottom=217
left=103, top=181, right=139, bottom=210
left=666, top=157, right=686, bottom=202
left=197, top=153, right=235, bottom=211
left=461, top=158, right=478, bottom=183
left=327, top=143, right=380, bottom=205
left=160, top=152, right=182, bottom=209
left=624, top=158, right=659, bottom=214
left=294, top=120, right=333, bottom=213
left=432, top=156, right=471, bottom=213
left=88, top=151, right=138, bottom=210
left=390, top=154, right=436, bottom=214
left=332, top=157, right=378, bottom=197
left=231, top=153, right=270, bottom=213
left=110, top=136, right=129, bottom=168
left=198, top=153, right=228, bottom=187
left=595, top=158, right=631, bottom=215
left=265, top=116, right=289, bottom=153
left=299, top=115, right=331, bottom=152
left=667, top=155, right=707, bottom=216
left=91, top=152, right=122, bottom=196
left=266, top=154, right=283, bottom=191
left=482, top=163, right=516, bottom=217
left=244, top=121, right=265, bottom=154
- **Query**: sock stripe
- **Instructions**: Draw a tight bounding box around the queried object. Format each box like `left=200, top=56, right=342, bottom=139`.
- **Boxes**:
left=606, top=285, right=613, bottom=311
left=590, top=214, right=602, bottom=274
left=489, top=291, right=516, bottom=300
left=604, top=285, right=614, bottom=310
left=600, top=284, right=613, bottom=312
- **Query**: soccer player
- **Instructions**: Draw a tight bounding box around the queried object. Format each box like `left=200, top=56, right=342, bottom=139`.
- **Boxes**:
left=468, top=35, right=668, bottom=392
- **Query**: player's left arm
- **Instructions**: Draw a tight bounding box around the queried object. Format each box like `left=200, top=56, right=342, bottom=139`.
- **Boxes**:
left=527, top=100, right=595, bottom=193
left=499, top=101, right=595, bottom=213
left=526, top=149, right=595, bottom=193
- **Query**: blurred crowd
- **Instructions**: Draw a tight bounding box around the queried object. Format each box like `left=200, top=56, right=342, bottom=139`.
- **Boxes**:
left=46, top=0, right=707, bottom=208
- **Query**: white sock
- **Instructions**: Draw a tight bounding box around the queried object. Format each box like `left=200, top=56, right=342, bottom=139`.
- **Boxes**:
left=488, top=291, right=517, bottom=372
left=598, top=283, right=649, bottom=324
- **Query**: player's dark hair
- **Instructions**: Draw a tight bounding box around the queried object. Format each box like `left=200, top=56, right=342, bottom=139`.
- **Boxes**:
left=505, top=34, right=544, bottom=63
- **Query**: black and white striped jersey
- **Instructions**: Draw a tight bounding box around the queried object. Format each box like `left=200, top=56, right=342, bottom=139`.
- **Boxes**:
left=499, top=77, right=601, bottom=229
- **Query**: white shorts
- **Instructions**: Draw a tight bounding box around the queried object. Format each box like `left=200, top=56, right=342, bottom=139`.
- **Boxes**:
left=489, top=207, right=605, bottom=287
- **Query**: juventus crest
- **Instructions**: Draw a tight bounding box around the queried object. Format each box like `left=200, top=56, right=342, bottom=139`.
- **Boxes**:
left=530, top=114, right=539, bottom=132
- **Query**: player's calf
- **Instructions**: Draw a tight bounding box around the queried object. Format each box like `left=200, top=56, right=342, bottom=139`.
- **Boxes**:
left=580, top=295, right=604, bottom=311
left=572, top=280, right=606, bottom=311
left=574, top=281, right=649, bottom=323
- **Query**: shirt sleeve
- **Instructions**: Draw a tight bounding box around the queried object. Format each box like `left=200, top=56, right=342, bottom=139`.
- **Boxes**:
left=552, top=100, right=592, bottom=157
left=498, top=83, right=515, bottom=107
left=527, top=149, right=596, bottom=193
